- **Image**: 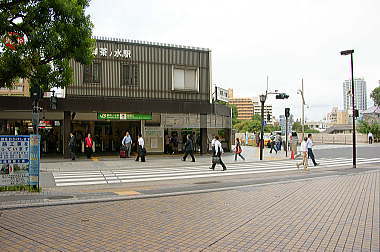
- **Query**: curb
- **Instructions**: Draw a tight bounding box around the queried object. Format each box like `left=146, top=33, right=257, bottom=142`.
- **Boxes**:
left=1, top=168, right=378, bottom=211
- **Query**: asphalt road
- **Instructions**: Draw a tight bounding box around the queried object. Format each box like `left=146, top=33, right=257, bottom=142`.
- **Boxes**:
left=314, top=145, right=379, bottom=159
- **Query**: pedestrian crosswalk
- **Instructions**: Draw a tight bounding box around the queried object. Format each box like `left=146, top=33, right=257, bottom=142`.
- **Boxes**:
left=52, top=157, right=380, bottom=187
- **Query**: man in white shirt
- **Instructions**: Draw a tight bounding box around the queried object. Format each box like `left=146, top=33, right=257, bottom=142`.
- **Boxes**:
left=135, top=134, right=145, bottom=162
left=209, top=136, right=227, bottom=171
left=122, top=131, right=132, bottom=157
left=368, top=132, right=373, bottom=144
left=306, top=134, right=318, bottom=166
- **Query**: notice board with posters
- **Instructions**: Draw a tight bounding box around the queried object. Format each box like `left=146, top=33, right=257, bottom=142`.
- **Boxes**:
left=0, top=135, right=40, bottom=186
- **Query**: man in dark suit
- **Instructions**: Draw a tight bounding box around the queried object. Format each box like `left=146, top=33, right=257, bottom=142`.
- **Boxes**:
left=182, top=134, right=195, bottom=162
left=69, top=132, right=76, bottom=160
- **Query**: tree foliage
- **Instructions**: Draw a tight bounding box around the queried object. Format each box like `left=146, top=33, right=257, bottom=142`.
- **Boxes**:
left=233, top=114, right=280, bottom=133
left=357, top=120, right=380, bottom=139
left=370, top=87, right=380, bottom=106
left=0, top=0, right=94, bottom=91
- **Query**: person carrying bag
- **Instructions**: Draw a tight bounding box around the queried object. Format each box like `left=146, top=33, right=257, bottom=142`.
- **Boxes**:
left=209, top=136, right=227, bottom=171
left=234, top=138, right=245, bottom=161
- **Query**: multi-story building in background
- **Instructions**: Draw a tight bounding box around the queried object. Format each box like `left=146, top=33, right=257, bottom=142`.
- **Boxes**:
left=228, top=89, right=272, bottom=123
left=326, top=107, right=349, bottom=125
left=343, top=78, right=367, bottom=112
left=228, top=97, right=254, bottom=120
left=252, top=97, right=272, bottom=123
left=0, top=79, right=30, bottom=97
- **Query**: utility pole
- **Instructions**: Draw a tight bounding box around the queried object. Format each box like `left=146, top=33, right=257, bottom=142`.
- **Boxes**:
left=259, top=94, right=266, bottom=161
left=297, top=79, right=306, bottom=141
left=285, top=108, right=290, bottom=157
left=340, top=49, right=356, bottom=168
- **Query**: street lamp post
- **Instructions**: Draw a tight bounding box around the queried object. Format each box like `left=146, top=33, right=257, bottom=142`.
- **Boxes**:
left=259, top=94, right=266, bottom=161
left=340, top=49, right=356, bottom=168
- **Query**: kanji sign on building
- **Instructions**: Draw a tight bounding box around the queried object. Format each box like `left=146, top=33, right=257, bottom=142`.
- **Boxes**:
left=93, top=47, right=131, bottom=58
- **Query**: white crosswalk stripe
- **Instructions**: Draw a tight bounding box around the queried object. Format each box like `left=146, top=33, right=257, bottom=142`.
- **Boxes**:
left=52, top=157, right=380, bottom=187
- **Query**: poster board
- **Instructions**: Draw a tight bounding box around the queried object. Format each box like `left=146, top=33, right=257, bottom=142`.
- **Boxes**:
left=0, top=135, right=40, bottom=186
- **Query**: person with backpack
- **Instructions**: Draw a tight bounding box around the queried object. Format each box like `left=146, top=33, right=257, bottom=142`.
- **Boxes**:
left=209, top=136, right=227, bottom=171
left=182, top=134, right=195, bottom=162
left=234, top=138, right=245, bottom=161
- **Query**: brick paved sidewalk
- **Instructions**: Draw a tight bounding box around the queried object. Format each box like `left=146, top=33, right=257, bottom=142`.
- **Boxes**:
left=0, top=170, right=378, bottom=251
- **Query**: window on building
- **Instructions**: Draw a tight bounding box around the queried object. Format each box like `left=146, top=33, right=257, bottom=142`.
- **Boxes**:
left=83, top=63, right=101, bottom=83
left=121, top=64, right=139, bottom=86
left=172, top=67, right=199, bottom=91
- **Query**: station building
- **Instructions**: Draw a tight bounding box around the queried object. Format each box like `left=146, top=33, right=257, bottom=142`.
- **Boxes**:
left=0, top=37, right=232, bottom=157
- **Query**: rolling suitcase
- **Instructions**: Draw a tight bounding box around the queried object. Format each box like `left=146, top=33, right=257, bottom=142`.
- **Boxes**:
left=120, top=150, right=127, bottom=158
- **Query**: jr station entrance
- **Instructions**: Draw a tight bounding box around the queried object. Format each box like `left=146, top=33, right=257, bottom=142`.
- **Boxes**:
left=71, top=120, right=141, bottom=153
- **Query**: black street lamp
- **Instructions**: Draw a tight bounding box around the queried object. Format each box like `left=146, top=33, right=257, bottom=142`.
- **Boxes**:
left=259, top=94, right=266, bottom=161
left=340, top=49, right=356, bottom=168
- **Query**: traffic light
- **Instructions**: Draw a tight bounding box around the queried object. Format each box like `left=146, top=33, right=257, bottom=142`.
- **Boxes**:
left=50, top=95, right=58, bottom=110
left=30, top=85, right=43, bottom=101
left=276, top=93, right=289, bottom=99
left=267, top=113, right=271, bottom=121
left=285, top=108, right=290, bottom=118
left=354, top=109, right=359, bottom=118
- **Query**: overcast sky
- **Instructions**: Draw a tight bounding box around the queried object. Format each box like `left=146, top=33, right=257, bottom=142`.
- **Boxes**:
left=87, top=0, right=379, bottom=121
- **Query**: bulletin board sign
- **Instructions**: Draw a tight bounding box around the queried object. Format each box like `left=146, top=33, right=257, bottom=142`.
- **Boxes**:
left=0, top=135, right=40, bottom=186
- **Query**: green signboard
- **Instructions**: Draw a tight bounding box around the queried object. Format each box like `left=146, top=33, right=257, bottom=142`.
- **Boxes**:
left=97, top=113, right=152, bottom=120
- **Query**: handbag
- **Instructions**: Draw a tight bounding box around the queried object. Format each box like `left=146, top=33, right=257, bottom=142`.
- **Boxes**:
left=212, top=156, right=221, bottom=164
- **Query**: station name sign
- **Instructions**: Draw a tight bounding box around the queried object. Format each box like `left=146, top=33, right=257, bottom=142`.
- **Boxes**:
left=93, top=47, right=131, bottom=58
left=97, top=113, right=152, bottom=120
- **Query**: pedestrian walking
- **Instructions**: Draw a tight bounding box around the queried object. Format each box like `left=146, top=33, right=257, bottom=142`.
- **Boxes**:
left=234, top=138, right=245, bottom=161
left=209, top=136, right=227, bottom=171
left=276, top=133, right=282, bottom=151
left=170, top=135, right=178, bottom=154
left=135, top=134, right=146, bottom=162
left=68, top=132, right=76, bottom=160
left=85, top=133, right=93, bottom=159
left=368, top=132, right=373, bottom=144
left=269, top=133, right=277, bottom=154
left=182, top=134, right=195, bottom=162
left=296, top=137, right=308, bottom=170
left=122, top=131, right=132, bottom=157
left=164, top=134, right=170, bottom=154
left=307, top=133, right=318, bottom=166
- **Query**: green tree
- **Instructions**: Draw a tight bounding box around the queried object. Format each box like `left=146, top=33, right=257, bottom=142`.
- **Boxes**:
left=357, top=120, right=379, bottom=139
left=228, top=104, right=239, bottom=125
left=370, top=87, right=380, bottom=106
left=0, top=0, right=94, bottom=90
left=264, top=124, right=281, bottom=133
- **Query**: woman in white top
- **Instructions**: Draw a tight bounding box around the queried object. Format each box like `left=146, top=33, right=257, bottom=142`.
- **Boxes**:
left=296, top=137, right=308, bottom=170
left=135, top=134, right=146, bottom=162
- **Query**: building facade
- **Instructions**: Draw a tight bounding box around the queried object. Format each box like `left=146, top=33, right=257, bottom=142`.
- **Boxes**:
left=0, top=37, right=232, bottom=156
left=228, top=90, right=273, bottom=123
left=0, top=79, right=29, bottom=97
left=228, top=97, right=254, bottom=120
left=252, top=97, right=273, bottom=124
left=343, top=78, right=367, bottom=112
left=326, top=107, right=349, bottom=125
